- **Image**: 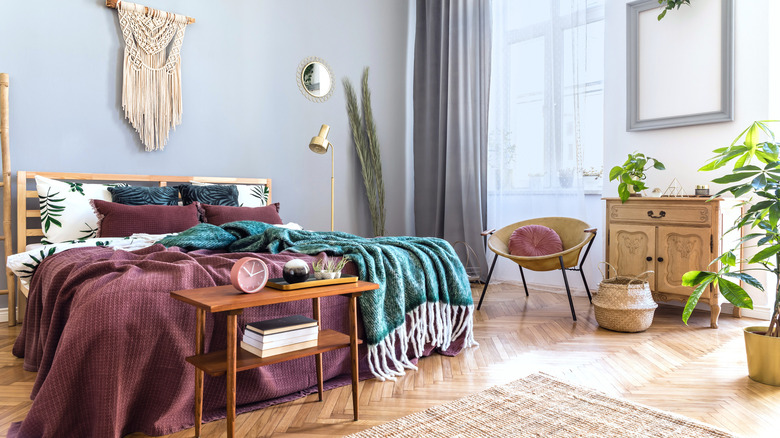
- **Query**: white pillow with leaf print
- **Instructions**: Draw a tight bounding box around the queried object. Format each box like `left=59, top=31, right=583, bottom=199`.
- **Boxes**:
left=189, top=181, right=269, bottom=207
left=35, top=175, right=125, bottom=244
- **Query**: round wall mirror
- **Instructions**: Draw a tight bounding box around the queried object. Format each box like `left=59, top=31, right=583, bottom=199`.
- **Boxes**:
left=297, top=57, right=334, bottom=103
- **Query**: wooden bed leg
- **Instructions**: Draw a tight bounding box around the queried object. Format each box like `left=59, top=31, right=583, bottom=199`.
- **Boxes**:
left=313, top=297, right=324, bottom=401
left=194, top=308, right=205, bottom=437
left=349, top=294, right=359, bottom=420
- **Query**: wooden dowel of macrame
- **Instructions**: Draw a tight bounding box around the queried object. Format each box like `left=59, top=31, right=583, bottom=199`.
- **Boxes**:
left=0, top=73, right=15, bottom=326
left=105, top=0, right=196, bottom=24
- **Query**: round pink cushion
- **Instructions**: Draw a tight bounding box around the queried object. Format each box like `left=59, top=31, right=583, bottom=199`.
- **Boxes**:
left=508, top=225, right=563, bottom=257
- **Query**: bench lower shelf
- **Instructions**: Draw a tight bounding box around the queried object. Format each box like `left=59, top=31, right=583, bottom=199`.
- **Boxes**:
left=186, top=329, right=360, bottom=376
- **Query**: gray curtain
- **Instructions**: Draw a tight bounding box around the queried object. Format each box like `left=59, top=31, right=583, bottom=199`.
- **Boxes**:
left=413, top=0, right=492, bottom=278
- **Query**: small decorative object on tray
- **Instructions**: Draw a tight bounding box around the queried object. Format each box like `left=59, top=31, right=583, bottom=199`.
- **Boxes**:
left=662, top=177, right=687, bottom=197
left=695, top=185, right=710, bottom=196
left=242, top=315, right=319, bottom=358
left=647, top=188, right=663, bottom=198
left=312, top=255, right=349, bottom=280
left=266, top=274, right=358, bottom=291
left=282, top=259, right=310, bottom=284
left=230, top=257, right=269, bottom=293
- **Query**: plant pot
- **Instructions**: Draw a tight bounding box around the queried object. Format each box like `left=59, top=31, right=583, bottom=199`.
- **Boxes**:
left=744, top=326, right=780, bottom=386
left=314, top=271, right=341, bottom=280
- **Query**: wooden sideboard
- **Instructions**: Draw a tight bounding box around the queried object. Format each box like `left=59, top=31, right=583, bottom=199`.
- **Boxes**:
left=603, top=197, right=726, bottom=328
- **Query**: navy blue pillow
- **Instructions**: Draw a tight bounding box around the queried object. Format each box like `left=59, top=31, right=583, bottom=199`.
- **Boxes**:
left=178, top=184, right=239, bottom=206
left=108, top=186, right=179, bottom=206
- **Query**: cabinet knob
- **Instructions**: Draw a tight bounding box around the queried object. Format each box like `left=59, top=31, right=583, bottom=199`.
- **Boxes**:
left=646, top=256, right=652, bottom=262
left=647, top=210, right=666, bottom=219
left=657, top=257, right=664, bottom=262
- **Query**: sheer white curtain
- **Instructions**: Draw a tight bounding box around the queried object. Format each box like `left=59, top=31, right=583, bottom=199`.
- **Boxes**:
left=487, top=0, right=604, bottom=284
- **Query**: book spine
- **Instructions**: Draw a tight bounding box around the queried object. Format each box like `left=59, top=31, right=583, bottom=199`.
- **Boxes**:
left=243, top=330, right=318, bottom=349
left=241, top=340, right=318, bottom=358
left=245, top=325, right=319, bottom=342
left=246, top=322, right=318, bottom=335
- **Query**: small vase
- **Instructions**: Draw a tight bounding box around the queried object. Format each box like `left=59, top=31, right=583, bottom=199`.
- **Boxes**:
left=314, top=271, right=341, bottom=280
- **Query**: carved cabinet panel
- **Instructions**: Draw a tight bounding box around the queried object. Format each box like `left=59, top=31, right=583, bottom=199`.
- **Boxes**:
left=656, top=227, right=711, bottom=297
left=604, top=198, right=722, bottom=328
left=608, top=225, right=655, bottom=289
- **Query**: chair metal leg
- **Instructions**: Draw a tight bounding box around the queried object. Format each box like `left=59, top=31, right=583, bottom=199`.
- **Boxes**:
left=580, top=269, right=592, bottom=302
left=477, top=253, right=499, bottom=310
left=518, top=265, right=529, bottom=297
left=559, top=256, right=577, bottom=321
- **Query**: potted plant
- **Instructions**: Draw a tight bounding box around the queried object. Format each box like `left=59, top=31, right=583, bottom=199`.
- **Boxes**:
left=657, top=0, right=691, bottom=20
left=682, top=120, right=780, bottom=386
left=312, top=255, right=350, bottom=280
left=609, top=152, right=666, bottom=203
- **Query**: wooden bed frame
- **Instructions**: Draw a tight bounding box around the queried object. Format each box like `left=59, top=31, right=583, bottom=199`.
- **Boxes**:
left=10, top=171, right=272, bottom=325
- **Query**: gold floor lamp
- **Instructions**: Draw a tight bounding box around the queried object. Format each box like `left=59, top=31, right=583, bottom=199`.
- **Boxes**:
left=309, top=124, right=334, bottom=231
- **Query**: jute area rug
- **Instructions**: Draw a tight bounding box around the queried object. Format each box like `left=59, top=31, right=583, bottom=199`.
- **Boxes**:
left=346, top=373, right=738, bottom=438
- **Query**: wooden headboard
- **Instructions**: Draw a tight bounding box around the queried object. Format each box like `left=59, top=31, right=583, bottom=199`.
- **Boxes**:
left=11, top=171, right=272, bottom=322
left=16, top=171, right=272, bottom=253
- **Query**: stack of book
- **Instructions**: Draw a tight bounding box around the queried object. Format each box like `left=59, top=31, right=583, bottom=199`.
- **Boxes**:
left=241, top=315, right=319, bottom=358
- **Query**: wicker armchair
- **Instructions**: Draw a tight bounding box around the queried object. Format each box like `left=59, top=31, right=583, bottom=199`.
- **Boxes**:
left=478, top=217, right=597, bottom=321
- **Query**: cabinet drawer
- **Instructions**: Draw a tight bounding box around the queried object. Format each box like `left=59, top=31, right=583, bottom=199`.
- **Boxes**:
left=608, top=203, right=711, bottom=225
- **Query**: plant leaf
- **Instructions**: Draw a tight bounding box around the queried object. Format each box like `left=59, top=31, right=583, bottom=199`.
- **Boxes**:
left=711, top=172, right=759, bottom=184
left=717, top=277, right=754, bottom=309
left=722, top=272, right=765, bottom=292
left=749, top=244, right=780, bottom=263
left=682, top=282, right=710, bottom=324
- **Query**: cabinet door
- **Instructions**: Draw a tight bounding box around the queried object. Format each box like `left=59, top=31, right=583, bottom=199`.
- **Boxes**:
left=656, top=226, right=711, bottom=297
left=609, top=225, right=655, bottom=288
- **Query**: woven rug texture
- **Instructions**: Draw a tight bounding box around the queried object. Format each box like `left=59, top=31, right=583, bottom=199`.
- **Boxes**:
left=346, top=372, right=738, bottom=438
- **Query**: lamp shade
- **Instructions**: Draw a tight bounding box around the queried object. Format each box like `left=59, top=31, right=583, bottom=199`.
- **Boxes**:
left=309, top=124, right=331, bottom=154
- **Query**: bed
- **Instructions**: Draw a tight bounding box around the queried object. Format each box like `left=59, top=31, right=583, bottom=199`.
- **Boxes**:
left=7, top=171, right=476, bottom=438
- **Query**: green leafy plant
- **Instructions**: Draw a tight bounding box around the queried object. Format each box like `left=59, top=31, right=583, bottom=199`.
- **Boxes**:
left=609, top=153, right=666, bottom=203
left=682, top=121, right=780, bottom=337
left=313, top=255, right=350, bottom=273
left=657, top=0, right=691, bottom=20
left=343, top=67, right=386, bottom=237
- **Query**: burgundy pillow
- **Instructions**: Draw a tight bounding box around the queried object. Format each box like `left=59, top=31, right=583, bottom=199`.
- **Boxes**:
left=200, top=203, right=282, bottom=226
left=92, top=200, right=200, bottom=237
left=508, top=225, right=563, bottom=257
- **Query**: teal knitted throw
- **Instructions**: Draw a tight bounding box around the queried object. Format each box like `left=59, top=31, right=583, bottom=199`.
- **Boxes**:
left=158, top=222, right=476, bottom=379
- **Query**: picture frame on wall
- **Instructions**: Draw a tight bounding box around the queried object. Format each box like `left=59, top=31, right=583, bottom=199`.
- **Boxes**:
left=626, top=0, right=734, bottom=132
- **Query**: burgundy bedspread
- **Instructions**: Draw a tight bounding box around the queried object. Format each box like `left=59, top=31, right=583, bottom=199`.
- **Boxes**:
left=10, top=244, right=467, bottom=438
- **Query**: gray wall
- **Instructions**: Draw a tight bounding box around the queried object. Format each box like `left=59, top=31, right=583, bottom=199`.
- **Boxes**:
left=0, top=0, right=413, bottom=311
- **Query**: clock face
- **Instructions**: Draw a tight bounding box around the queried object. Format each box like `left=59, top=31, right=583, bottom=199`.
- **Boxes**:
left=230, top=257, right=269, bottom=293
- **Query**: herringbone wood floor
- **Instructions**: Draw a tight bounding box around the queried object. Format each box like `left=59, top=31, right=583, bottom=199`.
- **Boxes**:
left=2, top=283, right=779, bottom=437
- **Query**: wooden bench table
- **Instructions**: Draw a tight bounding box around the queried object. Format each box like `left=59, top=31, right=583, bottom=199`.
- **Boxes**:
left=171, top=280, right=379, bottom=438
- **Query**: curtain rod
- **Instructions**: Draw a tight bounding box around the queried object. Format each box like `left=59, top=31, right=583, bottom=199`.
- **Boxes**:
left=105, top=0, right=196, bottom=24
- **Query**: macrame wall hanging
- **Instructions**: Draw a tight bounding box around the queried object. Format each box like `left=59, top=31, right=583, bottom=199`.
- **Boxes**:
left=107, top=0, right=195, bottom=151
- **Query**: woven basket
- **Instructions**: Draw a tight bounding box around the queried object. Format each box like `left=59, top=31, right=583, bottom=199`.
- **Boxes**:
left=593, top=265, right=658, bottom=333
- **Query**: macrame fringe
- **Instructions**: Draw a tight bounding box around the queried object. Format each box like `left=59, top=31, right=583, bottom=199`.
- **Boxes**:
left=117, top=3, right=187, bottom=151
left=367, top=303, right=478, bottom=381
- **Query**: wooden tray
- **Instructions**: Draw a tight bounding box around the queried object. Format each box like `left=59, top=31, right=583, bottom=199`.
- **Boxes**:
left=266, top=275, right=358, bottom=291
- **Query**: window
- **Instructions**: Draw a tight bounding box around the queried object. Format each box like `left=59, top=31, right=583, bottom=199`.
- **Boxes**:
left=488, top=1, right=604, bottom=192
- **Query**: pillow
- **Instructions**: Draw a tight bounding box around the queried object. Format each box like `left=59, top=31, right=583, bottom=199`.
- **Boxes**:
left=200, top=203, right=282, bottom=226
left=190, top=181, right=269, bottom=207
left=508, top=225, right=563, bottom=257
left=35, top=175, right=127, bottom=244
left=108, top=186, right=179, bottom=205
left=178, top=184, right=239, bottom=206
left=92, top=200, right=200, bottom=237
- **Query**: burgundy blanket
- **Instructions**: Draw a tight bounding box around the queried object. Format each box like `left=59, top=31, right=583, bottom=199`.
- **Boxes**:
left=10, top=245, right=467, bottom=438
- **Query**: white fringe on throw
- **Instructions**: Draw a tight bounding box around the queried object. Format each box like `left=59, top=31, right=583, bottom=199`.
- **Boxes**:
left=367, top=303, right=478, bottom=381
left=117, top=2, right=188, bottom=151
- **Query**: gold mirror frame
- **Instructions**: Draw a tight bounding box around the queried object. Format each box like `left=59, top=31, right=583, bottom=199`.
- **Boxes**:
left=297, top=57, right=335, bottom=103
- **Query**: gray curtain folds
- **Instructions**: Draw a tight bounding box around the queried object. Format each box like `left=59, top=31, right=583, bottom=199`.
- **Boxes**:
left=413, top=0, right=492, bottom=278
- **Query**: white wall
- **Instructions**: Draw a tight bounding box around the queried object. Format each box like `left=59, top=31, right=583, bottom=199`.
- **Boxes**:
left=603, top=0, right=775, bottom=314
